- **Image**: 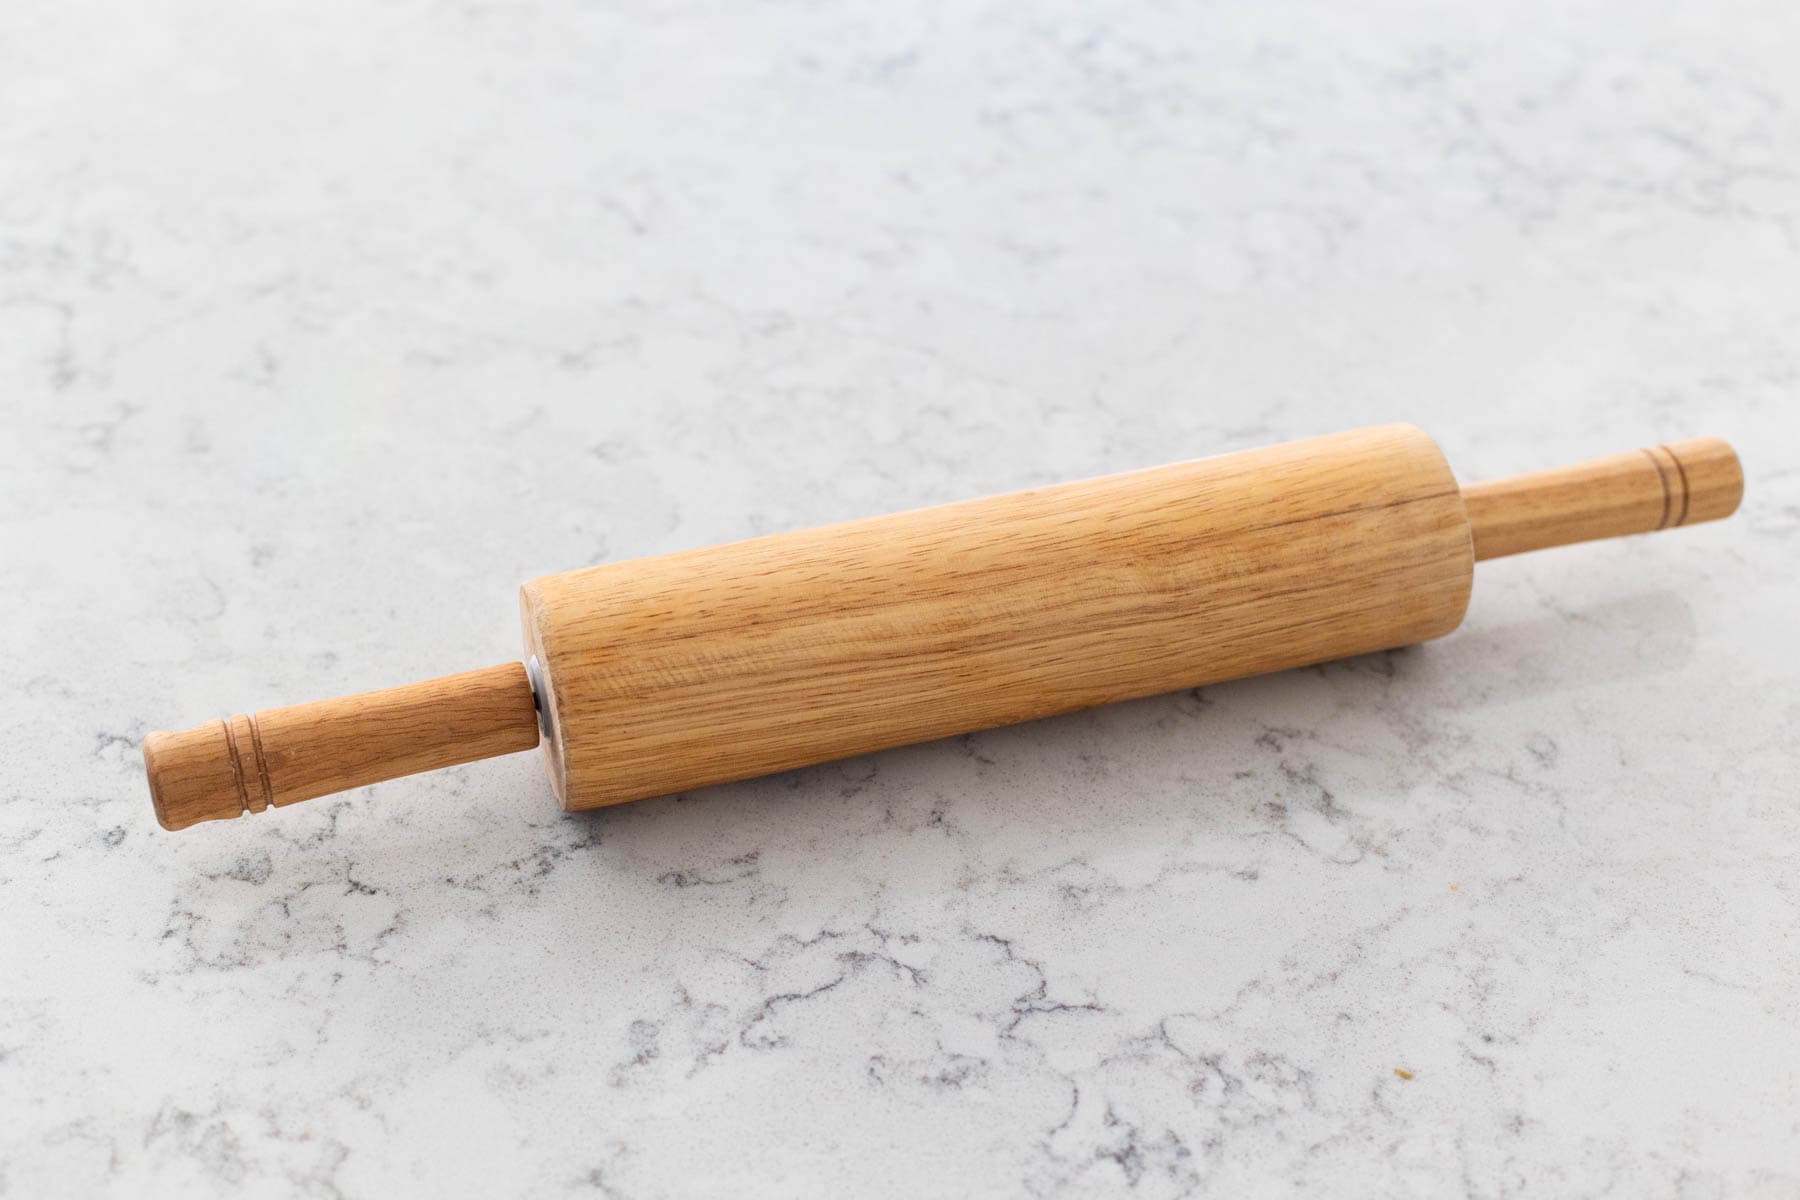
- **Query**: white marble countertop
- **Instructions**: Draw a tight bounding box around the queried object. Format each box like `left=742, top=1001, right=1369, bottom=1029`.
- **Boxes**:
left=4, top=0, right=1798, bottom=1195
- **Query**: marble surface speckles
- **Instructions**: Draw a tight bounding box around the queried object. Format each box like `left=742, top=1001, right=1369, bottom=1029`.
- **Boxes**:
left=3, top=0, right=1799, bottom=1196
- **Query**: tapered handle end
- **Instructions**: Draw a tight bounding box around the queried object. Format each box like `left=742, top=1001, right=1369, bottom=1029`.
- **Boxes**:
left=144, top=663, right=541, bottom=831
left=145, top=718, right=271, bottom=831
left=1661, top=436, right=1744, bottom=526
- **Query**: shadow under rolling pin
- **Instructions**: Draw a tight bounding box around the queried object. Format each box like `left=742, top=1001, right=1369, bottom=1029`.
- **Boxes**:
left=142, top=425, right=1743, bottom=832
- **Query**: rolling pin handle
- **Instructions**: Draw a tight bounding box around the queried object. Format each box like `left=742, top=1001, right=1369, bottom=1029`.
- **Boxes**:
left=1461, top=436, right=1742, bottom=561
left=143, top=662, right=541, bottom=831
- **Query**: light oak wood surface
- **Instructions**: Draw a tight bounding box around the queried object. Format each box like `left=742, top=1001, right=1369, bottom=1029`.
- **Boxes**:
left=141, top=425, right=1743, bottom=829
left=524, top=424, right=1474, bottom=810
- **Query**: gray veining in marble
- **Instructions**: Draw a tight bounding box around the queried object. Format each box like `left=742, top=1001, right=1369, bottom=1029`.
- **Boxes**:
left=2, top=0, right=1797, bottom=1196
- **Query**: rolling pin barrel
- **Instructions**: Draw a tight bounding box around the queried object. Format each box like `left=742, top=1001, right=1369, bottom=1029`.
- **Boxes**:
left=523, top=424, right=1475, bottom=810
left=141, top=425, right=1742, bottom=830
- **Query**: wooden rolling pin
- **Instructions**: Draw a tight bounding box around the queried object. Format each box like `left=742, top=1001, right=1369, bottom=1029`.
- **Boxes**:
left=143, top=425, right=1742, bottom=831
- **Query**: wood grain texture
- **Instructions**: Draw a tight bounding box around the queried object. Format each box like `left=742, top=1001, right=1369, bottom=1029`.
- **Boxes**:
left=143, top=663, right=540, bottom=830
left=522, top=424, right=1476, bottom=811
left=1462, top=436, right=1742, bottom=561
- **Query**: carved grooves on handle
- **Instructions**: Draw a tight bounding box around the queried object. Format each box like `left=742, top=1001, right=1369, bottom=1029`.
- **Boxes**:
left=218, top=713, right=272, bottom=815
left=1640, top=444, right=1692, bottom=531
